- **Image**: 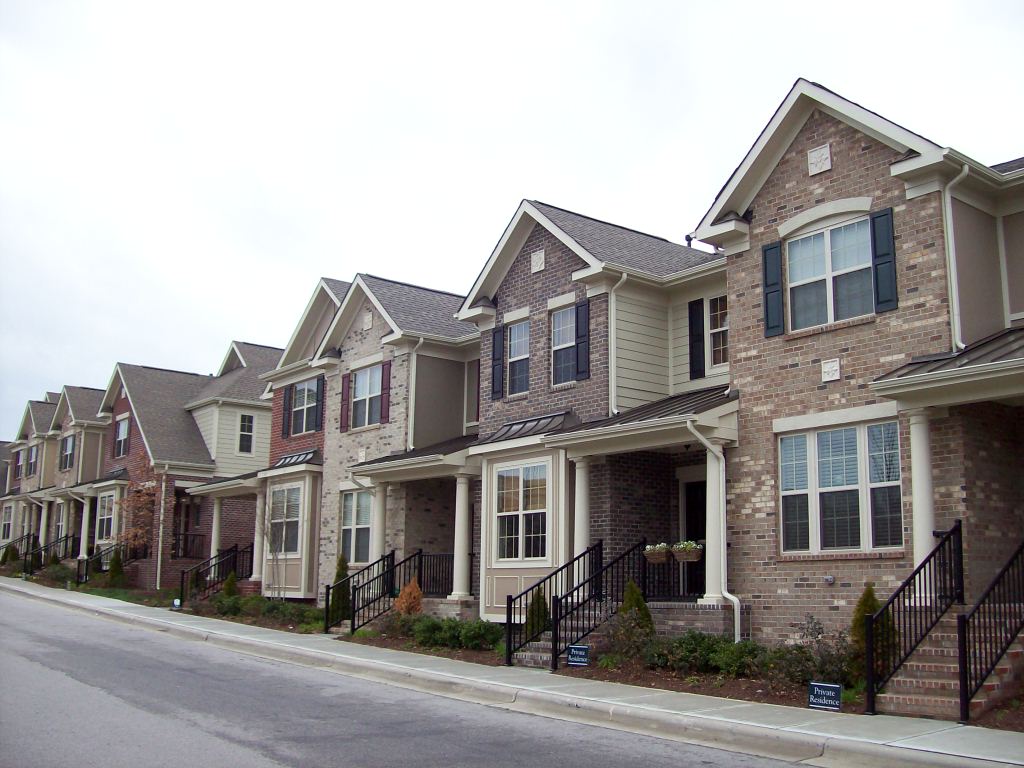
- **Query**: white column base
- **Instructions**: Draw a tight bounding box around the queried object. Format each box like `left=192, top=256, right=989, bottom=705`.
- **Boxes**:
left=697, top=595, right=726, bottom=606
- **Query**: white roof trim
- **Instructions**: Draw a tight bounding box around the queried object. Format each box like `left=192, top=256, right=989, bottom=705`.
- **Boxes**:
left=277, top=278, right=346, bottom=371
left=313, top=275, right=401, bottom=362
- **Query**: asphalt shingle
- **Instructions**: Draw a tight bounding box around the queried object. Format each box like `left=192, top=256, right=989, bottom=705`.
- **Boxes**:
left=119, top=365, right=214, bottom=466
left=360, top=274, right=476, bottom=340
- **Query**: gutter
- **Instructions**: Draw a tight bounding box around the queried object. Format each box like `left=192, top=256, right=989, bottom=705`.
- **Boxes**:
left=407, top=337, right=425, bottom=450
left=608, top=273, right=628, bottom=416
left=942, top=163, right=970, bottom=351
left=684, top=418, right=742, bottom=643
left=155, top=466, right=168, bottom=590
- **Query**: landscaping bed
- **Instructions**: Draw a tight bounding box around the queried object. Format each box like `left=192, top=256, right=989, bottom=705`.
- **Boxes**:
left=342, top=631, right=504, bottom=667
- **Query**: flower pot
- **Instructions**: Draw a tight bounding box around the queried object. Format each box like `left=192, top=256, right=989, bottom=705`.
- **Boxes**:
left=643, top=549, right=674, bottom=565
left=672, top=549, right=703, bottom=563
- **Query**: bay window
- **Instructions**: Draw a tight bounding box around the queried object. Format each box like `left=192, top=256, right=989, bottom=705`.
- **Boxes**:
left=341, top=490, right=371, bottom=563
left=270, top=485, right=301, bottom=554
left=496, top=463, right=547, bottom=560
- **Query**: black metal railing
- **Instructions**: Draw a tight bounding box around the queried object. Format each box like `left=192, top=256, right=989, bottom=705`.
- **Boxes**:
left=351, top=550, right=422, bottom=633
left=420, top=553, right=454, bottom=597
left=23, top=534, right=80, bottom=575
left=866, top=520, right=963, bottom=714
left=179, top=543, right=254, bottom=605
left=958, top=537, right=1024, bottom=723
left=504, top=540, right=604, bottom=665
left=324, top=550, right=394, bottom=632
left=551, top=540, right=648, bottom=670
left=645, top=558, right=701, bottom=602
left=2, top=532, right=34, bottom=561
left=76, top=541, right=150, bottom=584
left=171, top=532, right=206, bottom=560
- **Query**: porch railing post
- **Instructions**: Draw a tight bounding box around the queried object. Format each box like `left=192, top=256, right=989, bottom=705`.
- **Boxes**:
left=953, top=520, right=965, bottom=604
left=551, top=595, right=561, bottom=671
left=416, top=549, right=424, bottom=592
left=324, top=583, right=332, bottom=634
left=505, top=594, right=514, bottom=666
left=958, top=613, right=970, bottom=723
left=865, top=616, right=875, bottom=714
left=180, top=569, right=186, bottom=606
left=640, top=537, right=648, bottom=601
left=350, top=581, right=358, bottom=635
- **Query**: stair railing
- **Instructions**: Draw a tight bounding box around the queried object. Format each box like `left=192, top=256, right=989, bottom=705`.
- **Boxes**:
left=323, top=550, right=393, bottom=632
left=550, top=540, right=647, bottom=670
left=957, top=537, right=1024, bottom=723
left=504, top=540, right=603, bottom=666
left=23, top=534, right=80, bottom=575
left=179, top=543, right=254, bottom=605
left=2, top=533, right=34, bottom=561
left=866, top=520, right=963, bottom=714
left=75, top=541, right=150, bottom=584
left=352, top=550, right=420, bottom=633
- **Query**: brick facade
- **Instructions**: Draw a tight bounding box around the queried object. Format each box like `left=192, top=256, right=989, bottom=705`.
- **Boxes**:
left=269, top=383, right=326, bottom=463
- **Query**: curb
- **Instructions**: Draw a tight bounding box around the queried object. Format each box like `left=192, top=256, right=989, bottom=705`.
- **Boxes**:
left=1, top=580, right=1015, bottom=768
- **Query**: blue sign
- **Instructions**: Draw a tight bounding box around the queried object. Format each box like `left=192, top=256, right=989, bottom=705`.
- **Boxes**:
left=808, top=681, right=842, bottom=712
left=567, top=645, right=590, bottom=667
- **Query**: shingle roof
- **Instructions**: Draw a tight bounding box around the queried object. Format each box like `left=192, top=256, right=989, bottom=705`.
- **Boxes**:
left=192, top=342, right=283, bottom=404
left=118, top=365, right=214, bottom=466
left=64, top=386, right=106, bottom=422
left=28, top=401, right=57, bottom=435
left=991, top=157, right=1024, bottom=174
left=322, top=277, right=352, bottom=302
left=552, top=385, right=735, bottom=437
left=361, top=274, right=476, bottom=340
left=352, top=434, right=479, bottom=468
left=875, top=328, right=1024, bottom=382
left=530, top=201, right=721, bottom=278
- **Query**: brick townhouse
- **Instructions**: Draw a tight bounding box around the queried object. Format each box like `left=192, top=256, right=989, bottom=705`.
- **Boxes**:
left=1, top=395, right=60, bottom=551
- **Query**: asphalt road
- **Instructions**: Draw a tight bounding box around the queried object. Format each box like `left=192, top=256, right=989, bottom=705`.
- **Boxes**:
left=0, top=592, right=790, bottom=768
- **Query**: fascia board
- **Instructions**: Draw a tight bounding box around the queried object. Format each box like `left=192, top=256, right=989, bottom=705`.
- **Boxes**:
left=458, top=200, right=534, bottom=318
left=313, top=276, right=400, bottom=361
left=278, top=281, right=342, bottom=370
left=256, top=463, right=323, bottom=481
left=186, top=477, right=259, bottom=497
left=216, top=342, right=244, bottom=377
left=48, top=390, right=70, bottom=432
left=97, top=365, right=125, bottom=414
left=185, top=396, right=273, bottom=411
left=467, top=434, right=546, bottom=456
left=870, top=358, right=1024, bottom=397
left=545, top=414, right=697, bottom=448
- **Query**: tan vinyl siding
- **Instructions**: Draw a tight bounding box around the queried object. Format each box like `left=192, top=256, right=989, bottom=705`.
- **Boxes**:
left=952, top=198, right=1003, bottom=343
left=669, top=274, right=729, bottom=394
left=413, top=355, right=465, bottom=448
left=215, top=405, right=270, bottom=477
left=80, top=430, right=101, bottom=483
left=192, top=404, right=217, bottom=458
left=615, top=292, right=669, bottom=410
left=1004, top=211, right=1024, bottom=318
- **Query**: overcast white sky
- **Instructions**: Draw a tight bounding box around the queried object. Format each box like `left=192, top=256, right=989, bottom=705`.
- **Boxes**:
left=1, top=0, right=1021, bottom=438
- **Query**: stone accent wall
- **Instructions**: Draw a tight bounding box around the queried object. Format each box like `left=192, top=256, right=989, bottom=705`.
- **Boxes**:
left=726, top=109, right=951, bottom=641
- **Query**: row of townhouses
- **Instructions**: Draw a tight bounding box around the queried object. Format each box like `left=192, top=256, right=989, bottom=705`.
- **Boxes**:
left=2, top=80, right=1021, bottom=720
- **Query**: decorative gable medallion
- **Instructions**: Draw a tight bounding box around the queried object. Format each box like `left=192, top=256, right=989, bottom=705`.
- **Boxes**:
left=531, top=249, right=545, bottom=273
left=807, top=144, right=831, bottom=176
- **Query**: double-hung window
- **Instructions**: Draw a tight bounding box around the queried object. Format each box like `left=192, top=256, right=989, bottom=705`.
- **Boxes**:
left=551, top=308, right=575, bottom=385
left=352, top=365, right=382, bottom=428
left=97, top=494, right=115, bottom=540
left=496, top=463, right=547, bottom=560
left=1, top=506, right=11, bottom=540
left=507, top=321, right=530, bottom=395
left=787, top=218, right=873, bottom=331
left=26, top=445, right=38, bottom=477
left=291, top=380, right=319, bottom=435
left=709, top=295, right=728, bottom=367
left=54, top=502, right=65, bottom=541
left=270, top=485, right=301, bottom=554
left=59, top=435, right=75, bottom=471
left=779, top=421, right=902, bottom=553
left=341, top=490, right=371, bottom=563
left=14, top=451, right=23, bottom=479
left=238, top=414, right=254, bottom=454
left=114, top=417, right=130, bottom=458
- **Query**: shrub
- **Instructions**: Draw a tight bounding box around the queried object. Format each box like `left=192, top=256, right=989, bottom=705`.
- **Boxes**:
left=262, top=599, right=308, bottom=623
left=756, top=644, right=817, bottom=685
left=239, top=595, right=266, bottom=617
left=297, top=622, right=322, bottom=634
left=0, top=545, right=8, bottom=564
left=523, top=586, right=549, bottom=639
left=379, top=611, right=418, bottom=637
left=412, top=615, right=443, bottom=646
left=710, top=640, right=763, bottom=677
left=620, top=579, right=654, bottom=635
left=607, top=607, right=655, bottom=661
left=394, top=577, right=423, bottom=616
left=41, top=563, right=75, bottom=584
left=329, top=555, right=351, bottom=624
left=107, top=549, right=125, bottom=588
left=460, top=620, right=503, bottom=650
left=849, top=583, right=890, bottom=683
left=222, top=571, right=238, bottom=597
left=645, top=631, right=729, bottom=674
left=437, top=618, right=465, bottom=648
left=213, top=594, right=241, bottom=616
left=28, top=535, right=42, bottom=570
left=48, top=552, right=60, bottom=566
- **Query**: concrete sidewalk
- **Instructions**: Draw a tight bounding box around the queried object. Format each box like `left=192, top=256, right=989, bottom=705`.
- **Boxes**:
left=2, top=577, right=1021, bottom=768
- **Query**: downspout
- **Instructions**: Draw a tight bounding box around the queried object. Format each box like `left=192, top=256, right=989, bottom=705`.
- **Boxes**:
left=155, top=465, right=168, bottom=590
left=607, top=273, right=628, bottom=416
left=406, top=336, right=425, bottom=451
left=942, top=163, right=970, bottom=351
left=685, top=417, right=742, bottom=643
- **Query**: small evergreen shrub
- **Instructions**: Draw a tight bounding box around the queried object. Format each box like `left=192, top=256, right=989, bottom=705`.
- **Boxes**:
left=329, top=555, right=351, bottom=624
left=436, top=618, right=464, bottom=647
left=645, top=631, right=729, bottom=674
left=379, top=611, right=418, bottom=637
left=48, top=552, right=60, bottom=566
left=239, top=595, right=265, bottom=617
left=41, top=563, right=75, bottom=584
left=107, top=549, right=125, bottom=588
left=709, top=640, right=764, bottom=678
left=459, top=620, right=503, bottom=650
left=394, top=577, right=423, bottom=616
left=29, top=535, right=42, bottom=570
left=523, top=585, right=549, bottom=639
left=620, top=579, right=654, bottom=636
left=0, top=544, right=10, bottom=564
left=412, top=616, right=444, bottom=646
left=222, top=571, right=239, bottom=597
left=213, top=594, right=241, bottom=616
left=849, top=583, right=891, bottom=682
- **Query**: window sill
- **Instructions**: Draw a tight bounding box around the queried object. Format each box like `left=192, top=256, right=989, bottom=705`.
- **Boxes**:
left=505, top=392, right=529, bottom=402
left=784, top=314, right=875, bottom=342
left=349, top=422, right=382, bottom=435
left=778, top=549, right=906, bottom=563
left=551, top=381, right=576, bottom=391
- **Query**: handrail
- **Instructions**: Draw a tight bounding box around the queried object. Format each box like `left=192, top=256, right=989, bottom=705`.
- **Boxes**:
left=504, top=540, right=603, bottom=666
left=23, top=534, right=80, bottom=575
left=323, top=550, right=394, bottom=632
left=352, top=550, right=420, bottom=633
left=958, top=537, right=1024, bottom=722
left=866, top=520, right=963, bottom=714
left=2, top=533, right=34, bottom=559
left=550, top=540, right=647, bottom=670
left=179, top=543, right=254, bottom=605
left=171, top=532, right=206, bottom=560
left=75, top=541, right=150, bottom=584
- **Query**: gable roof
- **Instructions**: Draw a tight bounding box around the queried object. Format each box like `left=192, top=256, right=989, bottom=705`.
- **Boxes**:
left=275, top=277, right=352, bottom=372
left=27, top=400, right=57, bottom=437
left=992, top=157, right=1024, bottom=174
left=196, top=341, right=283, bottom=406
left=360, top=275, right=476, bottom=341
left=50, top=386, right=107, bottom=430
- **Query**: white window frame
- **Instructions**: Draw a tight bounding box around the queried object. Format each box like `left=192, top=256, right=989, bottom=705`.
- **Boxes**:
left=707, top=294, right=728, bottom=369
left=351, top=364, right=383, bottom=429
left=96, top=493, right=115, bottom=541
left=54, top=502, right=65, bottom=541
left=507, top=320, right=530, bottom=395
left=786, top=215, right=873, bottom=332
left=26, top=444, right=38, bottom=477
left=1, top=506, right=11, bottom=540
left=238, top=414, right=254, bottom=454
left=114, top=417, right=130, bottom=458
left=494, top=459, right=549, bottom=563
left=290, top=380, right=319, bottom=435
left=778, top=420, right=902, bottom=554
left=269, top=483, right=301, bottom=555
left=341, top=490, right=372, bottom=564
left=59, top=434, right=75, bottom=471
left=550, top=307, right=576, bottom=385
left=13, top=451, right=22, bottom=480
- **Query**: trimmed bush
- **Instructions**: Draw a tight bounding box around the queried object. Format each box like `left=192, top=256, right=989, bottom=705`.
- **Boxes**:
left=214, top=594, right=241, bottom=616
left=394, top=577, right=423, bottom=616
left=107, top=549, right=125, bottom=588
left=710, top=640, right=764, bottom=677
left=0, top=544, right=10, bottom=564
left=412, top=615, right=444, bottom=646
left=645, top=631, right=729, bottom=674
left=620, top=579, right=654, bottom=636
left=41, top=563, right=75, bottom=584
left=523, top=585, right=549, bottom=639
left=460, top=620, right=503, bottom=650
left=48, top=552, right=60, bottom=566
left=329, top=554, right=351, bottom=623
left=849, top=583, right=890, bottom=682
left=239, top=595, right=265, bottom=617
left=222, top=571, right=239, bottom=597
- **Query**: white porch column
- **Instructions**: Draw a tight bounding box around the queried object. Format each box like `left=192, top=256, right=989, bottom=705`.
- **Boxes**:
left=699, top=444, right=724, bottom=605
left=449, top=474, right=472, bottom=599
left=210, top=497, right=222, bottom=558
left=370, top=482, right=388, bottom=561
left=111, top=487, right=122, bottom=541
left=572, top=457, right=591, bottom=556
left=252, top=489, right=266, bottom=581
left=908, top=408, right=936, bottom=568
left=39, top=501, right=50, bottom=546
left=78, top=497, right=93, bottom=559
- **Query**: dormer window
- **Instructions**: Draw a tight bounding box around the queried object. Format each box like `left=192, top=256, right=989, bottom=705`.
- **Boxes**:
left=238, top=414, right=254, bottom=454
left=59, top=435, right=75, bottom=471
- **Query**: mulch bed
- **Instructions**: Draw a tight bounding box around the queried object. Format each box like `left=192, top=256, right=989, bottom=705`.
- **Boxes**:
left=973, top=693, right=1024, bottom=732
left=342, top=633, right=504, bottom=666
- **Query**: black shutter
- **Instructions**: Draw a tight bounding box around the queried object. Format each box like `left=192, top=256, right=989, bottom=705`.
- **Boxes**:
left=491, top=326, right=504, bottom=400
left=314, top=375, right=325, bottom=431
left=762, top=241, right=784, bottom=337
left=281, top=384, right=292, bottom=438
left=380, top=361, right=392, bottom=424
left=574, top=300, right=590, bottom=380
left=688, top=299, right=705, bottom=380
left=339, top=373, right=351, bottom=432
left=870, top=208, right=898, bottom=313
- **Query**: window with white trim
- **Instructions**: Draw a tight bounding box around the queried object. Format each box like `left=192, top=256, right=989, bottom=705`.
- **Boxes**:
left=97, top=494, right=115, bottom=540
left=507, top=321, right=530, bottom=395
left=14, top=450, right=23, bottom=479
left=26, top=445, right=38, bottom=476
left=787, top=217, right=873, bottom=331
left=341, top=490, right=371, bottom=563
left=709, top=295, right=728, bottom=367
left=352, top=365, right=382, bottom=428
left=291, top=380, right=319, bottom=435
left=779, top=420, right=902, bottom=553
left=1, top=506, right=11, bottom=540
left=54, top=502, right=65, bottom=541
left=496, top=463, right=547, bottom=560
left=270, top=485, right=301, bottom=554
left=114, top=417, right=129, bottom=458
left=238, top=414, right=254, bottom=454
left=59, top=434, right=75, bottom=471
left=551, top=308, right=575, bottom=385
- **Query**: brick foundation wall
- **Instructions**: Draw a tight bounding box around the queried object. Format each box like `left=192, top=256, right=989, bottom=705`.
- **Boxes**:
left=649, top=602, right=751, bottom=640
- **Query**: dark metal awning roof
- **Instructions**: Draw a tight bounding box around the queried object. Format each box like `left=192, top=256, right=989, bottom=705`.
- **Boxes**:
left=552, top=385, right=735, bottom=437
left=475, top=410, right=579, bottom=446
left=272, top=449, right=322, bottom=468
left=875, top=328, right=1024, bottom=382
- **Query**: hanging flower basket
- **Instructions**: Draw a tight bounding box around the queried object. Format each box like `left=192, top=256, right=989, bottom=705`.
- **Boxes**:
left=643, top=548, right=674, bottom=565
left=672, top=549, right=703, bottom=563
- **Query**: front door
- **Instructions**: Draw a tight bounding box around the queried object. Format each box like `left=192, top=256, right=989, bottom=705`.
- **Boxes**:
left=683, top=481, right=706, bottom=597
